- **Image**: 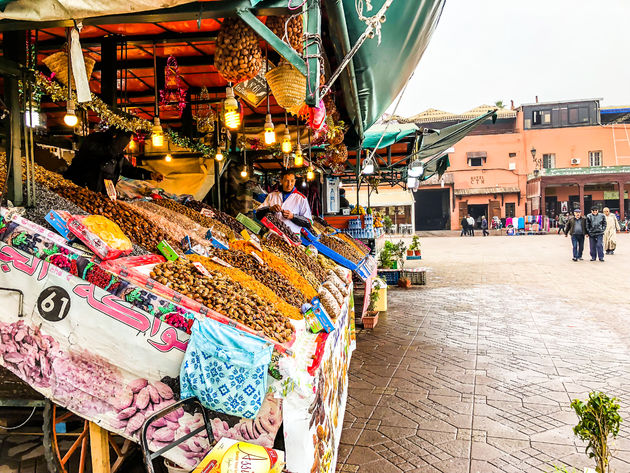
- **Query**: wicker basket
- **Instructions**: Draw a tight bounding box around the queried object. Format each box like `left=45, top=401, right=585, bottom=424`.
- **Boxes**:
left=266, top=62, right=306, bottom=110
left=43, top=51, right=95, bottom=89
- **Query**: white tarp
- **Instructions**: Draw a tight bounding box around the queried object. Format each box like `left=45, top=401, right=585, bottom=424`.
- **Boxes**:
left=0, top=0, right=196, bottom=21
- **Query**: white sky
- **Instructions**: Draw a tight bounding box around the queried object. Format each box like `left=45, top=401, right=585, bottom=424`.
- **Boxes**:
left=389, top=0, right=630, bottom=118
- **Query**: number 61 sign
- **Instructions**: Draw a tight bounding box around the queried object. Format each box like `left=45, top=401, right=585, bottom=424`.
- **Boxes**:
left=37, top=286, right=71, bottom=322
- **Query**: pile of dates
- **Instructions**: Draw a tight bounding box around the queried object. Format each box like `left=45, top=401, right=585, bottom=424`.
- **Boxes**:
left=150, top=260, right=294, bottom=343
left=320, top=235, right=362, bottom=264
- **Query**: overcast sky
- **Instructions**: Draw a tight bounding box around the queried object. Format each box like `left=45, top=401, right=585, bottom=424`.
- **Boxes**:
left=389, top=0, right=630, bottom=118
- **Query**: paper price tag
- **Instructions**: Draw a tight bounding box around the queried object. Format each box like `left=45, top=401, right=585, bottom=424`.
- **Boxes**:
left=192, top=261, right=211, bottom=277
left=210, top=257, right=233, bottom=268
left=103, top=179, right=117, bottom=201
left=200, top=208, right=215, bottom=218
left=251, top=252, right=265, bottom=265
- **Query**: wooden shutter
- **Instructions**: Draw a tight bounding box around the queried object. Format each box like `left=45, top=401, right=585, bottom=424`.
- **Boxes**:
left=489, top=200, right=501, bottom=219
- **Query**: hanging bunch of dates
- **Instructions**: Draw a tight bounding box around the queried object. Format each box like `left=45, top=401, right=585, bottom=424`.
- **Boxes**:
left=266, top=15, right=304, bottom=54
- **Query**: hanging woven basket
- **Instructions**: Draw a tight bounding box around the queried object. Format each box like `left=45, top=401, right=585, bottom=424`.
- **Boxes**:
left=266, top=62, right=306, bottom=111
left=43, top=51, right=95, bottom=89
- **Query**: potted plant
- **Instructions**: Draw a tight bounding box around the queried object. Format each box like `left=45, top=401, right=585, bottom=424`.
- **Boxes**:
left=571, top=391, right=622, bottom=473
left=362, top=290, right=380, bottom=328
left=378, top=242, right=395, bottom=269
left=409, top=235, right=421, bottom=256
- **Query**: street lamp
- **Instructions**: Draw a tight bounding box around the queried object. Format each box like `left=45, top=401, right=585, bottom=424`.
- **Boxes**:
left=531, top=146, right=542, bottom=176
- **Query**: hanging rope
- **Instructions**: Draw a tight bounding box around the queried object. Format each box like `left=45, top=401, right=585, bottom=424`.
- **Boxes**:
left=355, top=0, right=386, bottom=44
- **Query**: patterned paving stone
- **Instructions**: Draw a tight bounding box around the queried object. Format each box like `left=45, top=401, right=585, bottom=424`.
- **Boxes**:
left=337, top=235, right=630, bottom=473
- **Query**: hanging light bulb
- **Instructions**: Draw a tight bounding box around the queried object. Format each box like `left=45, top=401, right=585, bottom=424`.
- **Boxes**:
left=362, top=160, right=374, bottom=175
left=223, top=86, right=240, bottom=130
left=128, top=139, right=137, bottom=152
left=264, top=114, right=276, bottom=144
left=165, top=153, right=172, bottom=163
left=294, top=147, right=304, bottom=167
left=282, top=128, right=292, bottom=153
left=408, top=160, right=424, bottom=177
left=306, top=165, right=315, bottom=181
left=215, top=147, right=224, bottom=161
left=64, top=100, right=78, bottom=127
left=240, top=166, right=248, bottom=178
left=152, top=116, right=164, bottom=147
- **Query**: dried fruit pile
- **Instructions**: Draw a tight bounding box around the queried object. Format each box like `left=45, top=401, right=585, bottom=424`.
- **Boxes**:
left=151, top=260, right=294, bottom=343
left=230, top=240, right=317, bottom=300
left=265, top=213, right=301, bottom=244
left=320, top=235, right=362, bottom=264
left=183, top=200, right=247, bottom=235
left=153, top=199, right=232, bottom=239
left=335, top=233, right=368, bottom=260
left=264, top=233, right=327, bottom=283
left=187, top=255, right=302, bottom=320
left=206, top=247, right=306, bottom=308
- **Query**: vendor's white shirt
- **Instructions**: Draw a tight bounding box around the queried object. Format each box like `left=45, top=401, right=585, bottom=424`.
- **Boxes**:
left=262, top=188, right=312, bottom=233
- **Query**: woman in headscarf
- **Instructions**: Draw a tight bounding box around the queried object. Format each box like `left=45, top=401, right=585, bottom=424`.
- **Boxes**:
left=603, top=207, right=621, bottom=255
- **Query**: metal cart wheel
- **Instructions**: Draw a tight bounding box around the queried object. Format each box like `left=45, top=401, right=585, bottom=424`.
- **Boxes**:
left=42, top=401, right=137, bottom=473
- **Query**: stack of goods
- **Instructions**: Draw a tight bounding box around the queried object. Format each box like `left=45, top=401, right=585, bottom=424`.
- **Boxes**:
left=206, top=247, right=307, bottom=308
left=264, top=213, right=301, bottom=244
left=319, top=235, right=362, bottom=264
left=150, top=260, right=294, bottom=343
left=152, top=199, right=232, bottom=242
left=187, top=255, right=302, bottom=320
left=230, top=240, right=317, bottom=301
left=317, top=268, right=350, bottom=320
left=263, top=233, right=327, bottom=285
left=183, top=200, right=248, bottom=236
left=33, top=166, right=173, bottom=254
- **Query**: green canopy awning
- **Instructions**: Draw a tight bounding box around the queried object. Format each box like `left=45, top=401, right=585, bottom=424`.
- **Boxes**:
left=412, top=109, right=497, bottom=163
left=362, top=122, right=418, bottom=149
left=325, top=0, right=446, bottom=145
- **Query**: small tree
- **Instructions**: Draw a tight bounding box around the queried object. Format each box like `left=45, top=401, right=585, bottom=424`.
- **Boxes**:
left=571, top=392, right=622, bottom=473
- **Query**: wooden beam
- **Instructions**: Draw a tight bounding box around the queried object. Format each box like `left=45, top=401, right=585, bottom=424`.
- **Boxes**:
left=38, top=32, right=219, bottom=50
left=89, top=422, right=110, bottom=473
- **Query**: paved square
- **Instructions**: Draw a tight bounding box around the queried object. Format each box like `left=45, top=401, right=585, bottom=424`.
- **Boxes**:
left=339, top=233, right=630, bottom=473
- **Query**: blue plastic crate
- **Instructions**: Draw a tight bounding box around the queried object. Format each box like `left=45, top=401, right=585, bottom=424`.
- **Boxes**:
left=301, top=228, right=360, bottom=271
left=348, top=218, right=362, bottom=230
left=377, top=269, right=401, bottom=286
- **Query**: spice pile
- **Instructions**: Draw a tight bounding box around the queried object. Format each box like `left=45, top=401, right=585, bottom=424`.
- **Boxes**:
left=151, top=260, right=294, bottom=343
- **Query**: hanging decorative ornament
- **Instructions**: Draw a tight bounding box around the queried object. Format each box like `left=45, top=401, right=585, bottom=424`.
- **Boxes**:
left=308, top=100, right=326, bottom=131
left=194, top=87, right=215, bottom=133
left=159, top=55, right=187, bottom=117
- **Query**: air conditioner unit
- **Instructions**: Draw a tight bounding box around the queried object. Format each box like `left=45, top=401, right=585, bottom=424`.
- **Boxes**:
left=571, top=158, right=580, bottom=165
left=508, top=162, right=516, bottom=170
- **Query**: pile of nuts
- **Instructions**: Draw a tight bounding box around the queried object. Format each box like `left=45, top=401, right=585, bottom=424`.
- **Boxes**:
left=153, top=199, right=233, bottom=239
left=265, top=233, right=327, bottom=283
left=150, top=260, right=294, bottom=343
left=184, top=200, right=247, bottom=235
left=336, top=233, right=368, bottom=260
left=214, top=17, right=263, bottom=83
left=320, top=235, right=362, bottom=264
left=206, top=247, right=306, bottom=308
left=266, top=16, right=304, bottom=54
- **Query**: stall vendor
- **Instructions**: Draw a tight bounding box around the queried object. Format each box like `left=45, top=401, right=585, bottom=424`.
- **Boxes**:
left=256, top=169, right=312, bottom=233
left=64, top=128, right=163, bottom=194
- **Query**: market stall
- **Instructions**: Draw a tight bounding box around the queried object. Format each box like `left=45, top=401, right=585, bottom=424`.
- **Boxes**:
left=0, top=1, right=446, bottom=472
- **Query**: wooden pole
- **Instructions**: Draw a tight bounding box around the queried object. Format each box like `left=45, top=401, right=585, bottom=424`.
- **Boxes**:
left=89, top=421, right=111, bottom=473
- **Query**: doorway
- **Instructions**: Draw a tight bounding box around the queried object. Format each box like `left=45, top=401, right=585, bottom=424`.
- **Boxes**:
left=545, top=196, right=558, bottom=218
left=413, top=189, right=450, bottom=230
left=467, top=204, right=488, bottom=228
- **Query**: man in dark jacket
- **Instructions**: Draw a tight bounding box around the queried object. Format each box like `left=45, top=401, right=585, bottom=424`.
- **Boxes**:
left=64, top=128, right=163, bottom=194
left=586, top=206, right=607, bottom=262
left=564, top=209, right=587, bottom=261
left=460, top=216, right=469, bottom=237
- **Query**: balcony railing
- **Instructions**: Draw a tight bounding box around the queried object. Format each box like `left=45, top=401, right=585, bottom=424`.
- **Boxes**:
left=528, top=165, right=630, bottom=180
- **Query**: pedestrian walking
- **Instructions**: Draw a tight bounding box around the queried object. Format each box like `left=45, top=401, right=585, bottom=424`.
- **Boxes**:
left=603, top=207, right=620, bottom=255
left=586, top=206, right=607, bottom=262
left=557, top=212, right=568, bottom=235
left=564, top=209, right=586, bottom=261
left=467, top=215, right=475, bottom=236
left=460, top=216, right=469, bottom=237
left=481, top=216, right=489, bottom=236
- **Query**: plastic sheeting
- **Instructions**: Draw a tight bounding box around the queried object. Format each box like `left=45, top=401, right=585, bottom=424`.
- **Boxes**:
left=142, top=157, right=216, bottom=201
left=362, top=122, right=418, bottom=149
left=0, top=0, right=196, bottom=20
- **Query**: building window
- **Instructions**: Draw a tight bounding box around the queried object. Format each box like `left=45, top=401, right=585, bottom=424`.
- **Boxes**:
left=589, top=151, right=602, bottom=167
left=532, top=110, right=543, bottom=125
left=468, top=157, right=483, bottom=167
left=569, top=106, right=590, bottom=124
left=542, top=153, right=556, bottom=169
left=509, top=152, right=517, bottom=158
left=505, top=203, right=515, bottom=218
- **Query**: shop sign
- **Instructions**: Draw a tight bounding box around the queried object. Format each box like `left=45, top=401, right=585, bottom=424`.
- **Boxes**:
left=470, top=175, right=484, bottom=185
left=234, top=60, right=274, bottom=107
left=603, top=191, right=629, bottom=199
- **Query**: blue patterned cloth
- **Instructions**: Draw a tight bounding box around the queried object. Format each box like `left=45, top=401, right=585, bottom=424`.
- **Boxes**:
left=180, top=319, right=273, bottom=418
